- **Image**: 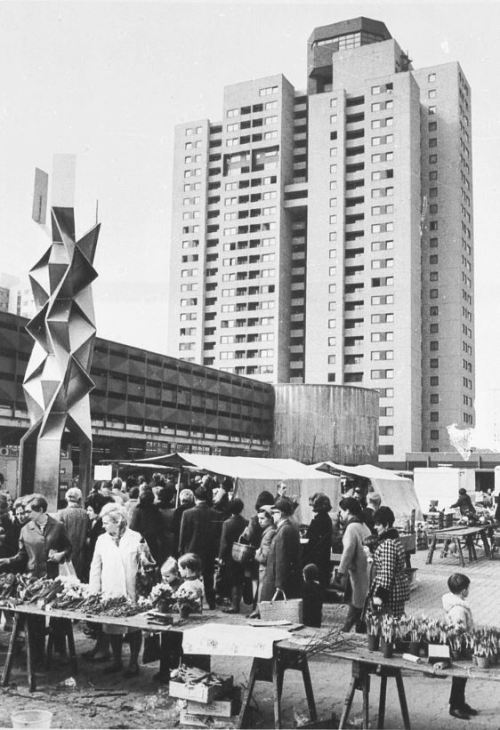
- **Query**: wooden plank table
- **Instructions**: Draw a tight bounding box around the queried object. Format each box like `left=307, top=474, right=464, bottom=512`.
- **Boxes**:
left=302, top=633, right=500, bottom=729
left=0, top=602, right=317, bottom=729
left=426, top=525, right=491, bottom=566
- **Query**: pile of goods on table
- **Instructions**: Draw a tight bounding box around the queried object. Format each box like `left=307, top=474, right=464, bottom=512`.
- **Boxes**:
left=0, top=573, right=146, bottom=617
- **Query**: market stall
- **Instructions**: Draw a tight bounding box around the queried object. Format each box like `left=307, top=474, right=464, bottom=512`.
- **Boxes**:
left=121, top=453, right=340, bottom=522
left=314, top=461, right=423, bottom=523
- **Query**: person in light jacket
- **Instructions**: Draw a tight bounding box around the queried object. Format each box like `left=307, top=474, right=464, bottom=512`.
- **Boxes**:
left=336, top=497, right=372, bottom=632
left=89, top=507, right=143, bottom=677
left=254, top=505, right=277, bottom=606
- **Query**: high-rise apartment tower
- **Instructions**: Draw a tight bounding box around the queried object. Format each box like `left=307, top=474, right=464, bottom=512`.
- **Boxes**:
left=168, top=17, right=475, bottom=461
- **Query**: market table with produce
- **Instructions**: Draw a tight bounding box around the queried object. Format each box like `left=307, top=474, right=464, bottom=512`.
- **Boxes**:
left=0, top=573, right=321, bottom=728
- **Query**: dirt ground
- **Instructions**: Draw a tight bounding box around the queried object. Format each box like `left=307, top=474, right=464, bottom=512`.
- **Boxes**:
left=2, top=548, right=500, bottom=730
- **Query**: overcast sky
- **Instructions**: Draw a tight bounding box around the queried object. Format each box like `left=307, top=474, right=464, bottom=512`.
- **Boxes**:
left=1, top=0, right=499, bottom=441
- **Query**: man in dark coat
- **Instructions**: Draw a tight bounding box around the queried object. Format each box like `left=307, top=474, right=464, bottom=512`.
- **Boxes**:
left=260, top=497, right=302, bottom=602
left=179, top=486, right=218, bottom=609
left=218, top=498, right=248, bottom=613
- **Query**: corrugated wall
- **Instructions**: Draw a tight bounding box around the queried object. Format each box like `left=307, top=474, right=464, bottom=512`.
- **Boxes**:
left=271, top=383, right=378, bottom=464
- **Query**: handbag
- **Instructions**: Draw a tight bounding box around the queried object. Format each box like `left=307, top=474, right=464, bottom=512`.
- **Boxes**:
left=136, top=540, right=160, bottom=597
left=231, top=537, right=256, bottom=564
left=259, top=589, right=303, bottom=623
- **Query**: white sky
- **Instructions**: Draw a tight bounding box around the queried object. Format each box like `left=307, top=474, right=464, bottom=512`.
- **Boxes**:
left=1, top=0, right=499, bottom=440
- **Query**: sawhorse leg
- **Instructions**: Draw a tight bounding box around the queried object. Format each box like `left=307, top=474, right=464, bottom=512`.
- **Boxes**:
left=24, top=616, right=36, bottom=692
left=339, top=662, right=370, bottom=729
left=425, top=534, right=437, bottom=564
left=238, top=649, right=316, bottom=730
left=395, top=669, right=411, bottom=729
left=238, top=657, right=269, bottom=729
left=1, top=611, right=21, bottom=687
left=378, top=673, right=387, bottom=728
left=456, top=538, right=466, bottom=567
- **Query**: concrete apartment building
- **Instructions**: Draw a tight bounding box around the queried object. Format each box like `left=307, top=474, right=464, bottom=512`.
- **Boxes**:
left=168, top=17, right=475, bottom=462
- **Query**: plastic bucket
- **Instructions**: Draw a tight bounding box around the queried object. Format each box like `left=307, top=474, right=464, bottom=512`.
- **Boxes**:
left=11, top=710, right=53, bottom=728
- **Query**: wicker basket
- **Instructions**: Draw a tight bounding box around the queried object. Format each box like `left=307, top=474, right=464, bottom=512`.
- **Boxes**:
left=259, top=589, right=303, bottom=623
left=231, top=538, right=256, bottom=564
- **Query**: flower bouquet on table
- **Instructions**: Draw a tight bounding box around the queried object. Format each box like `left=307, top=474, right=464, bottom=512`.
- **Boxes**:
left=365, top=608, right=381, bottom=651
left=471, top=628, right=497, bottom=668
left=174, top=581, right=203, bottom=619
left=446, top=620, right=467, bottom=661
left=148, top=582, right=175, bottom=613
left=380, top=614, right=398, bottom=658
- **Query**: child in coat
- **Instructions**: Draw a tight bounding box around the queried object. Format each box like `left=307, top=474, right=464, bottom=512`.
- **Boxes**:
left=442, top=573, right=478, bottom=720
left=302, top=563, right=323, bottom=628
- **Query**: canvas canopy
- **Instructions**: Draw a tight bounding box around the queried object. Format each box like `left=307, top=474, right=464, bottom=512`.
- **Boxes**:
left=314, top=461, right=422, bottom=522
left=128, top=453, right=340, bottom=522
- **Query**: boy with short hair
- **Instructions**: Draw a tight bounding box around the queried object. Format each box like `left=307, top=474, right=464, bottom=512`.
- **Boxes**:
left=442, top=573, right=477, bottom=720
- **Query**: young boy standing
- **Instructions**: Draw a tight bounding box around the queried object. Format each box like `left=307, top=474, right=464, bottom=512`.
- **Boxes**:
left=442, top=573, right=478, bottom=720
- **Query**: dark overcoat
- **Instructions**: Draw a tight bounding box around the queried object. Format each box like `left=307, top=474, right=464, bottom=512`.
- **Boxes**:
left=179, top=503, right=218, bottom=569
left=259, top=518, right=302, bottom=601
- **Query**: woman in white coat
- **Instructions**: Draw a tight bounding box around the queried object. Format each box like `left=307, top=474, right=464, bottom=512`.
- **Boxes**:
left=336, top=497, right=372, bottom=632
left=89, top=506, right=143, bottom=677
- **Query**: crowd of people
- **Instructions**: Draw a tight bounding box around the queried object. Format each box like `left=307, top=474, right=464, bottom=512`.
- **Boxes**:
left=0, top=473, right=413, bottom=681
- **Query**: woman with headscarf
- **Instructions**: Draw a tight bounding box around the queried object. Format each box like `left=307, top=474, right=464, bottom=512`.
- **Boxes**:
left=254, top=504, right=277, bottom=604
left=336, top=497, right=372, bottom=632
left=89, top=507, right=143, bottom=677
left=173, top=489, right=195, bottom=556
left=367, top=506, right=410, bottom=619
left=303, top=493, right=333, bottom=588
left=239, top=490, right=275, bottom=610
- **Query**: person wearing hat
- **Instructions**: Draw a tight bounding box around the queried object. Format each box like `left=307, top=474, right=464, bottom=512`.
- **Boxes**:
left=259, top=497, right=302, bottom=602
left=362, top=492, right=382, bottom=534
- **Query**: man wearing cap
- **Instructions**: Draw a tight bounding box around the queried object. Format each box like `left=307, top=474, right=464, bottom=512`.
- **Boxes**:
left=260, top=497, right=302, bottom=602
left=179, top=486, right=218, bottom=609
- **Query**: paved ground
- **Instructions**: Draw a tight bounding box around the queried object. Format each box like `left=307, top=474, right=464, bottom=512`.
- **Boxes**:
left=1, top=545, right=500, bottom=729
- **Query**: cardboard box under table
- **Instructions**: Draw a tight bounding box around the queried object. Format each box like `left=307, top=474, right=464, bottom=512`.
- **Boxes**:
left=182, top=622, right=318, bottom=729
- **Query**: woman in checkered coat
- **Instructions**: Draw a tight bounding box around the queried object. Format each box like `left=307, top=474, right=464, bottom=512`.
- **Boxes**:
left=367, top=506, right=409, bottom=618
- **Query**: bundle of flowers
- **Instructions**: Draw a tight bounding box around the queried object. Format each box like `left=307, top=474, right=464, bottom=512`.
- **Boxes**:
left=174, top=582, right=203, bottom=613
left=380, top=614, right=399, bottom=643
left=50, top=580, right=91, bottom=610
left=148, top=582, right=175, bottom=611
left=470, top=627, right=499, bottom=659
left=365, top=608, right=381, bottom=636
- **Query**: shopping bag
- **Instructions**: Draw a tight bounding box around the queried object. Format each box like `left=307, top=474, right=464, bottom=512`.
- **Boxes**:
left=259, top=589, right=303, bottom=623
left=58, top=560, right=77, bottom=579
left=231, top=537, right=256, bottom=564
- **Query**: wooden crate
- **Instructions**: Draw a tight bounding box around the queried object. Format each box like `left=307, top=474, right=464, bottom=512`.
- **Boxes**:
left=169, top=676, right=233, bottom=704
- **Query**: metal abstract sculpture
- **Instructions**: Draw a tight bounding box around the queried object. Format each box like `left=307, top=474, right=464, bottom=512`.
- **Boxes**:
left=20, top=155, right=100, bottom=508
